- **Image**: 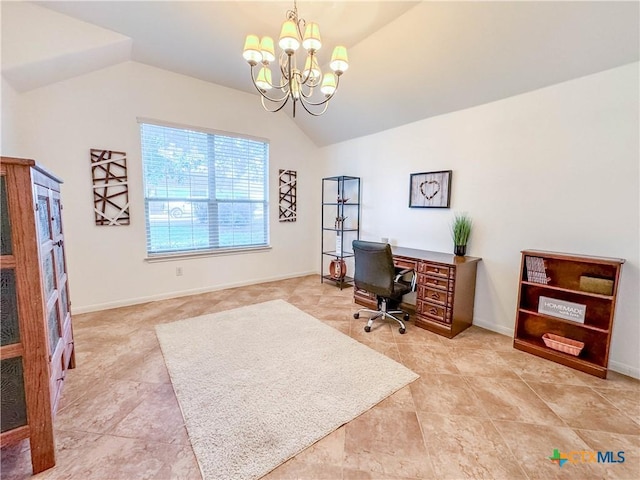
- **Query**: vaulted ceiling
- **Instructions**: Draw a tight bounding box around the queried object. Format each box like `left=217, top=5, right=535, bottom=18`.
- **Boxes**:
left=3, top=1, right=639, bottom=146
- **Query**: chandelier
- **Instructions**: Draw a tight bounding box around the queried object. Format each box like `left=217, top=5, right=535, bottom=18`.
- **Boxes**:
left=242, top=0, right=349, bottom=117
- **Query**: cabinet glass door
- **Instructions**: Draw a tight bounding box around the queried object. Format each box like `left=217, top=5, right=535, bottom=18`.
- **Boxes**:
left=0, top=175, right=28, bottom=432
left=1, top=176, right=12, bottom=256
left=51, top=190, right=73, bottom=376
left=35, top=186, right=63, bottom=357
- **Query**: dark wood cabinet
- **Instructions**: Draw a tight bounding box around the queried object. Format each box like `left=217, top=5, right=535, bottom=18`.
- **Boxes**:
left=0, top=157, right=75, bottom=473
left=354, top=247, right=481, bottom=338
left=513, top=250, right=624, bottom=378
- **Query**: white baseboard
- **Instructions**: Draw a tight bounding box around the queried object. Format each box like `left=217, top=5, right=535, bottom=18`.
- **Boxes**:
left=472, top=317, right=514, bottom=337
left=72, top=270, right=317, bottom=314
left=473, top=317, right=639, bottom=380
left=607, top=360, right=640, bottom=379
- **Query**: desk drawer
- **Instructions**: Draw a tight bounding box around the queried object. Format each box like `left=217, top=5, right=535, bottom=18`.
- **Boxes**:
left=418, top=273, right=450, bottom=291
left=418, top=262, right=450, bottom=278
left=417, top=300, right=451, bottom=324
left=418, top=285, right=449, bottom=306
left=394, top=257, right=417, bottom=270
left=353, top=287, right=377, bottom=309
left=354, top=287, right=376, bottom=301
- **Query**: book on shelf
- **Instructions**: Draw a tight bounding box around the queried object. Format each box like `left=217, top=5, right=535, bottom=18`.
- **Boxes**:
left=525, top=256, right=550, bottom=284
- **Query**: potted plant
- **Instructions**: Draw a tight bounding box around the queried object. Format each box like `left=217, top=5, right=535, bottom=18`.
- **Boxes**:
left=451, top=213, right=472, bottom=256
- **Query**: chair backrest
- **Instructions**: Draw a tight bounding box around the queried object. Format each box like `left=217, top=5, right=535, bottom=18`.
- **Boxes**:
left=352, top=240, right=395, bottom=297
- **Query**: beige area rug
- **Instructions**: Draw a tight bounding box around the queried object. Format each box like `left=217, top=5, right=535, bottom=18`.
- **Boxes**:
left=155, top=299, right=418, bottom=480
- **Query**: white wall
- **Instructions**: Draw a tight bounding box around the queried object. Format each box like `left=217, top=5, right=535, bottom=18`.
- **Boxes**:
left=1, top=78, right=20, bottom=152
left=320, top=63, right=640, bottom=377
left=2, top=61, right=321, bottom=311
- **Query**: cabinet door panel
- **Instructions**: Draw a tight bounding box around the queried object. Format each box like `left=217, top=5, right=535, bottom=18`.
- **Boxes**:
left=0, top=357, right=28, bottom=433
left=51, top=197, right=63, bottom=236
left=54, top=242, right=66, bottom=280
left=48, top=342, right=64, bottom=413
left=42, top=251, right=56, bottom=300
left=36, top=193, right=51, bottom=243
left=1, top=269, right=20, bottom=346
left=47, top=302, right=61, bottom=356
left=59, top=282, right=70, bottom=321
left=0, top=176, right=12, bottom=255
left=62, top=320, right=74, bottom=369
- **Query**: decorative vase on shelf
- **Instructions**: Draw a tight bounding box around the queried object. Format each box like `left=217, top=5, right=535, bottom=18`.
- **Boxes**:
left=454, top=245, right=467, bottom=257
left=329, top=259, right=347, bottom=279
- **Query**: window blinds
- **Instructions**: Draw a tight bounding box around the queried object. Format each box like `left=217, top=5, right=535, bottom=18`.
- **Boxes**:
left=140, top=122, right=269, bottom=256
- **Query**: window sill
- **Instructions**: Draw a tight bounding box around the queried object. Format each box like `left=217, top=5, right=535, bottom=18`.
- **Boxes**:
left=145, top=245, right=272, bottom=263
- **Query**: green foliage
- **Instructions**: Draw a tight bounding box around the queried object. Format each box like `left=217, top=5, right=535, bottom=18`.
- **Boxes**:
left=451, top=213, right=472, bottom=246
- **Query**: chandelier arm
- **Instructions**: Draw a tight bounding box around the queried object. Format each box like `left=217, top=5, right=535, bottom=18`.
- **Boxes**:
left=279, top=51, right=289, bottom=76
left=250, top=63, right=288, bottom=91
left=298, top=83, right=323, bottom=102
left=297, top=75, right=341, bottom=106
left=297, top=97, right=330, bottom=116
left=249, top=71, right=290, bottom=103
left=298, top=52, right=320, bottom=87
left=260, top=95, right=291, bottom=114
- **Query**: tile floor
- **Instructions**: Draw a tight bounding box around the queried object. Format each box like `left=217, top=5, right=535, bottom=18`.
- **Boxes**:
left=1, top=275, right=639, bottom=479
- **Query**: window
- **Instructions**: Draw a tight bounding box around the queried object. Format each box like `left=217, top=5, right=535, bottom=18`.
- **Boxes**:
left=139, top=121, right=269, bottom=257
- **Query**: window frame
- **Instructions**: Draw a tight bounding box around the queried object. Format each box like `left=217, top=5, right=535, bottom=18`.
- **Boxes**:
left=138, top=118, right=271, bottom=261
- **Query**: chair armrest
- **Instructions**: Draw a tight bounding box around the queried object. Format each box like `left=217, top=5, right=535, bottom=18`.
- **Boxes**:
left=394, top=268, right=413, bottom=282
left=395, top=268, right=417, bottom=291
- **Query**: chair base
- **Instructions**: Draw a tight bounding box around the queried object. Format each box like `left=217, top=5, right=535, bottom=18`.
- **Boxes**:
left=353, top=298, right=410, bottom=334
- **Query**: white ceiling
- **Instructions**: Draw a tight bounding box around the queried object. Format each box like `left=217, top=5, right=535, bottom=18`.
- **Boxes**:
left=6, top=1, right=640, bottom=146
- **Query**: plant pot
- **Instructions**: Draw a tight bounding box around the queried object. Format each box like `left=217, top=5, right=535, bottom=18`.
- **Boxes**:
left=454, top=245, right=467, bottom=257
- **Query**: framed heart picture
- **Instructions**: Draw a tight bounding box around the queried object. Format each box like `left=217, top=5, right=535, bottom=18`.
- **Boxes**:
left=409, top=170, right=452, bottom=208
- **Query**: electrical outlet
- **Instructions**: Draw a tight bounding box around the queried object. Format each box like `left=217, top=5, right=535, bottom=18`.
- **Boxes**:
left=176, top=267, right=183, bottom=276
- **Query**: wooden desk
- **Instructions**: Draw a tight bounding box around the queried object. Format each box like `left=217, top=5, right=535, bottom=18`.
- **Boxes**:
left=353, top=247, right=481, bottom=338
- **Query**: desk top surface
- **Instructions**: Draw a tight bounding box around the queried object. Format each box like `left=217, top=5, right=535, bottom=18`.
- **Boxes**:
left=392, top=246, right=481, bottom=265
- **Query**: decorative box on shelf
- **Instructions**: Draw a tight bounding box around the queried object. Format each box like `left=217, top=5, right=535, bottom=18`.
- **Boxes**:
left=579, top=275, right=614, bottom=295
left=542, top=333, right=584, bottom=357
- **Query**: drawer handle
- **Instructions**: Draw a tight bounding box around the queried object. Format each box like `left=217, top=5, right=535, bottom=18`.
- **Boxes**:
left=429, top=307, right=438, bottom=315
left=430, top=292, right=440, bottom=300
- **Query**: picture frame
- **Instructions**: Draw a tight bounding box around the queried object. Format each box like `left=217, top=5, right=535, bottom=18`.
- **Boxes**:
left=409, top=170, right=452, bottom=208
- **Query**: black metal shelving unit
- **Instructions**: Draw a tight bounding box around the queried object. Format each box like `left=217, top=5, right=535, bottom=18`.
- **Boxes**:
left=321, top=176, right=361, bottom=289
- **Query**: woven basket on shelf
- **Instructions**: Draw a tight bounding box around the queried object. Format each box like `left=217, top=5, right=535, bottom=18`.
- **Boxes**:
left=542, top=333, right=584, bottom=356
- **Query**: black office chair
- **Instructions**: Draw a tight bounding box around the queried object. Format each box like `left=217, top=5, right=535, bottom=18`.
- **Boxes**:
left=352, top=240, right=413, bottom=334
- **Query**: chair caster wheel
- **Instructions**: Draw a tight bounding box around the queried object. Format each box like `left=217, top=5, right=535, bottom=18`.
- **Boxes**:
left=399, top=327, right=406, bottom=334
left=353, top=313, right=360, bottom=319
left=364, top=325, right=371, bottom=332
left=403, top=313, right=410, bottom=321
